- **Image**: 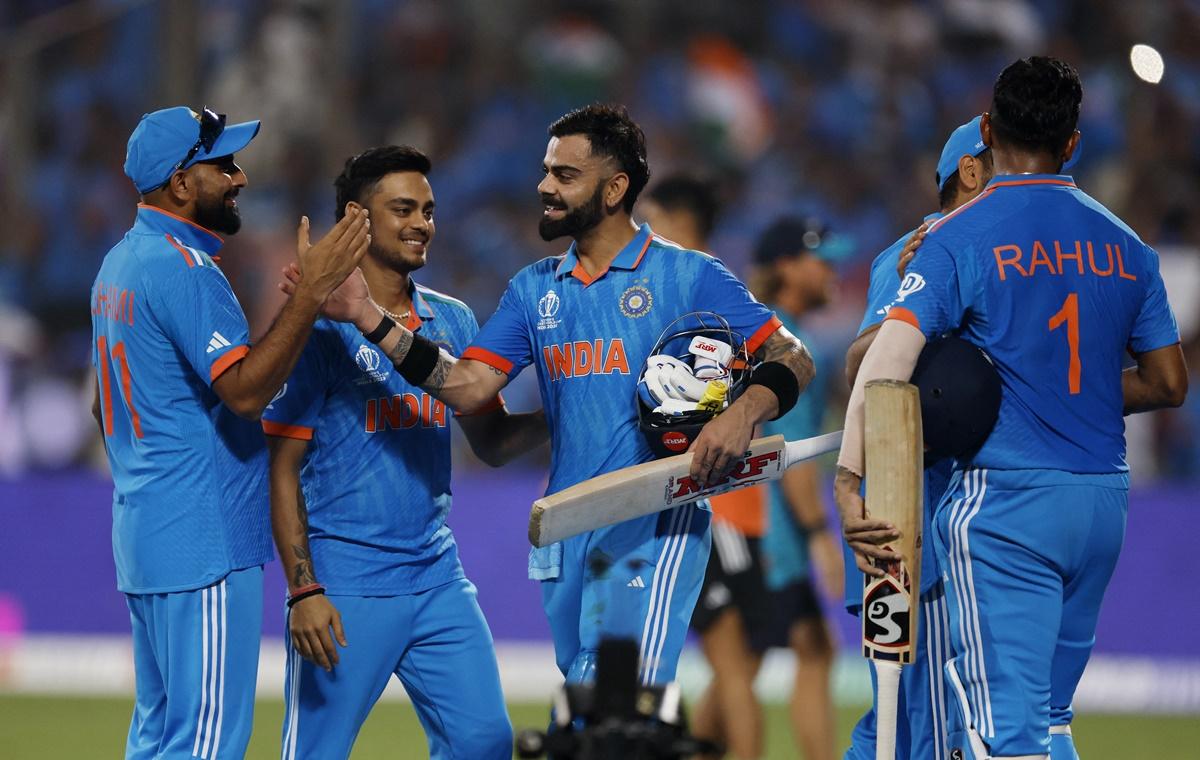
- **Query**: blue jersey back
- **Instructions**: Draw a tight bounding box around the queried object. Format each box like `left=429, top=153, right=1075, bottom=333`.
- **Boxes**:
left=892, top=175, right=1179, bottom=473
left=261, top=283, right=481, bottom=595
left=90, top=205, right=272, bottom=594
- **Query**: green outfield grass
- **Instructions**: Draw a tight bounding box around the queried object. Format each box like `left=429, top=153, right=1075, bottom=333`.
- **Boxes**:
left=2, top=695, right=1197, bottom=758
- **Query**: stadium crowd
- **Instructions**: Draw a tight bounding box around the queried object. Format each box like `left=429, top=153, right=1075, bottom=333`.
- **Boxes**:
left=2, top=0, right=1199, bottom=476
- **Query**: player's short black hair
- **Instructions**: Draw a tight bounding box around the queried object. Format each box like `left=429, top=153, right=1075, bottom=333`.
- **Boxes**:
left=990, top=56, right=1082, bottom=159
left=937, top=149, right=993, bottom=210
left=645, top=174, right=721, bottom=239
left=334, top=145, right=432, bottom=220
left=549, top=104, right=650, bottom=212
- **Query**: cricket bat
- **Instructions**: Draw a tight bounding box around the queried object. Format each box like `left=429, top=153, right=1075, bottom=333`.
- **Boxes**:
left=861, top=380, right=924, bottom=760
left=528, top=430, right=842, bottom=548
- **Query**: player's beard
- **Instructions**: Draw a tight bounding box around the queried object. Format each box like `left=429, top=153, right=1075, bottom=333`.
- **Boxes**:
left=539, top=183, right=605, bottom=241
left=194, top=189, right=242, bottom=235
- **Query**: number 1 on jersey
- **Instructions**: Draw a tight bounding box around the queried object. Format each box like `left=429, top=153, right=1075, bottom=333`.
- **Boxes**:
left=1048, top=292, right=1081, bottom=395
left=97, top=337, right=144, bottom=438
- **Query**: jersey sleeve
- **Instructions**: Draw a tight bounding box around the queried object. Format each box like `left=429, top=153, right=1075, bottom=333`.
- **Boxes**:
left=155, top=265, right=252, bottom=386
left=260, top=329, right=330, bottom=441
left=1129, top=246, right=1181, bottom=354
left=445, top=302, right=505, bottom=416
left=695, top=255, right=781, bottom=354
left=882, top=239, right=964, bottom=339
left=858, top=247, right=902, bottom=335
left=463, top=278, right=534, bottom=379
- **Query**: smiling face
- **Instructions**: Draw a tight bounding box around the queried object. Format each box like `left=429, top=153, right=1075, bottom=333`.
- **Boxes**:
left=188, top=155, right=247, bottom=234
left=536, top=134, right=612, bottom=242
left=358, top=171, right=435, bottom=272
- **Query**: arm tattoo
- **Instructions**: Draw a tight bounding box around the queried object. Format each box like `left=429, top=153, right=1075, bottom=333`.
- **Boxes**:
left=385, top=330, right=414, bottom=366
left=290, top=486, right=316, bottom=587
left=758, top=330, right=816, bottom=388
left=420, top=353, right=455, bottom=393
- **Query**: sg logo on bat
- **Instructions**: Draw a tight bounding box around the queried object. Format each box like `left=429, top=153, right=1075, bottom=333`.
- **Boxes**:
left=862, top=556, right=913, bottom=663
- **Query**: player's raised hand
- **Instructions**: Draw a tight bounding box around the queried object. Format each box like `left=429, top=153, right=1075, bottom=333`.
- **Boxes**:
left=294, top=209, right=371, bottom=303
left=896, top=220, right=931, bottom=278
left=833, top=467, right=899, bottom=577
left=289, top=594, right=348, bottom=672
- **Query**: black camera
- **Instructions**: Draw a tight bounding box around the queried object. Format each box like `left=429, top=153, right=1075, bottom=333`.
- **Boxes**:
left=515, top=638, right=721, bottom=760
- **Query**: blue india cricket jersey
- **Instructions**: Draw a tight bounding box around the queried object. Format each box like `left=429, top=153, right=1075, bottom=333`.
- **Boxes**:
left=90, top=205, right=272, bottom=594
left=465, top=224, right=779, bottom=576
left=889, top=175, right=1180, bottom=473
left=843, top=216, right=952, bottom=609
left=261, top=282, right=490, bottom=595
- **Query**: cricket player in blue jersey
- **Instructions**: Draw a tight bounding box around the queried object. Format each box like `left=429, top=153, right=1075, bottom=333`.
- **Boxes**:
left=90, top=106, right=369, bottom=759
left=263, top=146, right=549, bottom=759
left=299, top=105, right=816, bottom=687
left=840, top=115, right=993, bottom=760
left=835, top=58, right=1187, bottom=760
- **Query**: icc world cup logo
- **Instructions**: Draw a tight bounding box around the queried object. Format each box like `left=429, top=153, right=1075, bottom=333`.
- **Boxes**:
left=538, top=289, right=561, bottom=319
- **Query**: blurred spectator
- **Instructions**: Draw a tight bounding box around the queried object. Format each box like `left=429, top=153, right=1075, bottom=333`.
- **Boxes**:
left=0, top=0, right=1197, bottom=479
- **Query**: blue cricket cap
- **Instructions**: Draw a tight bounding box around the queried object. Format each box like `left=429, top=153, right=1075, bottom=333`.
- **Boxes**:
left=124, top=106, right=261, bottom=194
left=754, top=216, right=854, bottom=265
left=936, top=116, right=988, bottom=191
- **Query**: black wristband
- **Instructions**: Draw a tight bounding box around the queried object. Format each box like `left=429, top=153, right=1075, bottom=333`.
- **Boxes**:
left=286, top=586, right=325, bottom=608
left=397, top=332, right=441, bottom=386
left=748, top=361, right=800, bottom=420
left=362, top=313, right=396, bottom=344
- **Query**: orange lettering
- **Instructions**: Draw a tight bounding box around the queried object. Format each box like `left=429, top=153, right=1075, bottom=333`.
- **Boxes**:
left=111, top=341, right=143, bottom=438
left=1029, top=241, right=1056, bottom=275
left=552, top=344, right=573, bottom=379
left=380, top=395, right=404, bottom=429
left=573, top=340, right=593, bottom=376
left=602, top=339, right=630, bottom=375
left=97, top=337, right=113, bottom=436
left=1113, top=243, right=1137, bottom=281
left=401, top=393, right=421, bottom=428
left=543, top=346, right=557, bottom=381
left=1087, top=241, right=1113, bottom=276
left=429, top=399, right=447, bottom=427
left=993, top=245, right=1027, bottom=281
left=365, top=398, right=378, bottom=433
left=1055, top=241, right=1084, bottom=275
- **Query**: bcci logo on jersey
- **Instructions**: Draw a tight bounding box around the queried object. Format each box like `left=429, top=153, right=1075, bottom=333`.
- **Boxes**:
left=354, top=345, right=389, bottom=384
left=619, top=285, right=652, bottom=318
left=537, top=289, right=561, bottom=331
left=877, top=272, right=927, bottom=317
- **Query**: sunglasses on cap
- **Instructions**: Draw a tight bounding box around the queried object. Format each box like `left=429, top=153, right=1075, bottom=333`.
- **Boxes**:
left=175, top=107, right=227, bottom=173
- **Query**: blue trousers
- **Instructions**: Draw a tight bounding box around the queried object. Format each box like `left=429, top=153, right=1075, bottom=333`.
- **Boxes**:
left=933, top=468, right=1125, bottom=759
left=281, top=578, right=511, bottom=759
left=125, top=565, right=264, bottom=760
left=542, top=502, right=711, bottom=684
left=845, top=583, right=954, bottom=760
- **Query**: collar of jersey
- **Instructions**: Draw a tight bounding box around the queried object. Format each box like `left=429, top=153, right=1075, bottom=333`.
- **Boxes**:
left=407, top=279, right=437, bottom=328
left=134, top=204, right=224, bottom=255
left=984, top=173, right=1076, bottom=191
left=555, top=222, right=653, bottom=284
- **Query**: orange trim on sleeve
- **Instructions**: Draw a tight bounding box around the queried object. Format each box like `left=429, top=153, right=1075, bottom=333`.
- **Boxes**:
left=455, top=393, right=506, bottom=418
left=261, top=420, right=314, bottom=440
left=164, top=235, right=195, bottom=268
left=885, top=307, right=921, bottom=331
left=210, top=345, right=249, bottom=381
left=745, top=315, right=783, bottom=355
left=462, top=346, right=514, bottom=375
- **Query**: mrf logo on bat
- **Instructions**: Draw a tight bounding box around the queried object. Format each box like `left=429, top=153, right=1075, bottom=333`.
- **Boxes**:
left=663, top=448, right=783, bottom=504
left=862, top=552, right=913, bottom=660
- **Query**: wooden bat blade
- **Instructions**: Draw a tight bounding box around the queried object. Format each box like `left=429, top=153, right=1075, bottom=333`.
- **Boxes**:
left=862, top=380, right=923, bottom=667
left=528, top=432, right=841, bottom=548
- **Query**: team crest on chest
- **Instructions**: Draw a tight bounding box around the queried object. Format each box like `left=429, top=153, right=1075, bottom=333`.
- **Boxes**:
left=537, top=289, right=562, bottom=331
left=354, top=344, right=389, bottom=384
left=619, top=285, right=653, bottom=318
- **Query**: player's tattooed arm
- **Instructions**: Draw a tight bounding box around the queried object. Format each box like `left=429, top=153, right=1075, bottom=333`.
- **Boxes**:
left=267, top=436, right=321, bottom=593
left=458, top=407, right=550, bottom=467
left=289, top=488, right=317, bottom=588
left=369, top=322, right=510, bottom=412
left=756, top=324, right=816, bottom=393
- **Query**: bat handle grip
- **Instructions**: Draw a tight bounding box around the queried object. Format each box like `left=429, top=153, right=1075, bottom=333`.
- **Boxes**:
left=874, top=660, right=902, bottom=760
